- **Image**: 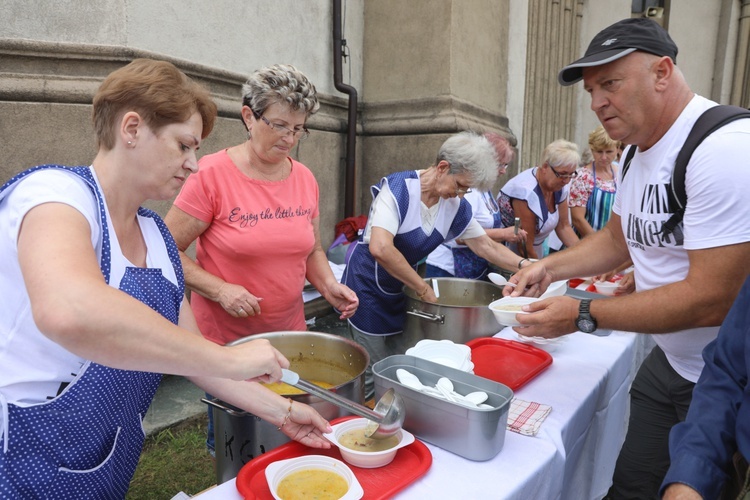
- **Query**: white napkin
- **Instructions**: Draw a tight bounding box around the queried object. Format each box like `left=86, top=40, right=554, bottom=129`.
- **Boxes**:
left=506, top=398, right=552, bottom=436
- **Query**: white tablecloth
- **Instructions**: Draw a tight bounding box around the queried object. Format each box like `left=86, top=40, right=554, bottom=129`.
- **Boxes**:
left=192, top=328, right=638, bottom=500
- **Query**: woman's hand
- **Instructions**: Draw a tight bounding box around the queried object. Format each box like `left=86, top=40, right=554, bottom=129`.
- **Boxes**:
left=277, top=399, right=333, bottom=449
left=498, top=227, right=527, bottom=244
left=224, top=338, right=290, bottom=382
left=216, top=282, right=263, bottom=318
left=415, top=284, right=438, bottom=303
left=324, top=283, right=360, bottom=319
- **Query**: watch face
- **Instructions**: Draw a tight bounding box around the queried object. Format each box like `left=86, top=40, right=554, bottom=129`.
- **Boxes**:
left=577, top=319, right=596, bottom=333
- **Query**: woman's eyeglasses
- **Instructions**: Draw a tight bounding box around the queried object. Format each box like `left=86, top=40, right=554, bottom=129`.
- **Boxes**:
left=253, top=110, right=310, bottom=141
left=548, top=164, right=578, bottom=179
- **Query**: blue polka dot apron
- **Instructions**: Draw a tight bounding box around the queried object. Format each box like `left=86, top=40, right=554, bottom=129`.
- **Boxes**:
left=0, top=165, right=184, bottom=499
left=343, top=171, right=472, bottom=335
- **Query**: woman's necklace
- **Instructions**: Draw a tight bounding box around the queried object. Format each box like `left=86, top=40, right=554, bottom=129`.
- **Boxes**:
left=244, top=142, right=288, bottom=181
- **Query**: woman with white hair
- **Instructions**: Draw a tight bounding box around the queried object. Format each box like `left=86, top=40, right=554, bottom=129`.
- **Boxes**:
left=498, top=139, right=580, bottom=260
left=342, top=131, right=527, bottom=398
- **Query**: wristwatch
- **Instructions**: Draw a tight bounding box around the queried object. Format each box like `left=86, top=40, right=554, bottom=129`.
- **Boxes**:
left=575, top=299, right=598, bottom=333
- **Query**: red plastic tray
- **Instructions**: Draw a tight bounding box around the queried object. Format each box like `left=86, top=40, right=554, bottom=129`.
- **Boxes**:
left=466, top=337, right=552, bottom=390
left=236, top=416, right=432, bottom=500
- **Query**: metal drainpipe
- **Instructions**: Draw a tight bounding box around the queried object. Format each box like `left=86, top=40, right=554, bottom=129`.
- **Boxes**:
left=333, top=0, right=358, bottom=218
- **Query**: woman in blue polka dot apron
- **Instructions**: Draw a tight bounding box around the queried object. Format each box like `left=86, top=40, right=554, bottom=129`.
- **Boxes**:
left=0, top=59, right=332, bottom=499
left=342, top=132, right=528, bottom=399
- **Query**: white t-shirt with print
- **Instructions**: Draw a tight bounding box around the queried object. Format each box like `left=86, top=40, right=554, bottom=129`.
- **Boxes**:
left=0, top=168, right=178, bottom=406
left=614, top=95, right=750, bottom=382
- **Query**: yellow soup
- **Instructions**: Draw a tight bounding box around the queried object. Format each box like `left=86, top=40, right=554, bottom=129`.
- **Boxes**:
left=276, top=468, right=348, bottom=500
left=339, top=427, right=399, bottom=452
left=262, top=380, right=335, bottom=396
left=495, top=304, right=525, bottom=312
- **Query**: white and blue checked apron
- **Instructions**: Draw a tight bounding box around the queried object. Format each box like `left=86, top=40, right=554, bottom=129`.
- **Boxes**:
left=0, top=165, right=184, bottom=499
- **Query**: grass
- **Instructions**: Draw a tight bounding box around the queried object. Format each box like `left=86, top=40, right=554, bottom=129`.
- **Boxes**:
left=127, top=413, right=215, bottom=499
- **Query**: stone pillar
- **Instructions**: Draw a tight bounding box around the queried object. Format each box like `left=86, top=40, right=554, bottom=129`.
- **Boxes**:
left=358, top=0, right=515, bottom=212
left=520, top=0, right=583, bottom=170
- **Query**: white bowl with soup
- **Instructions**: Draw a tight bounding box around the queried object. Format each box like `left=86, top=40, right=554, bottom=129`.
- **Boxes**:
left=488, top=297, right=540, bottom=327
left=264, top=455, right=363, bottom=500
left=323, top=417, right=415, bottom=468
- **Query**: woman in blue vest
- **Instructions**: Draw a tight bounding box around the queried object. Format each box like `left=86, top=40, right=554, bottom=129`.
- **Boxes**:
left=342, top=131, right=529, bottom=398
left=0, top=59, right=331, bottom=499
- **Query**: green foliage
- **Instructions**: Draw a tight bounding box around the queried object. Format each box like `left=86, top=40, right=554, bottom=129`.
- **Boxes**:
left=127, top=414, right=215, bottom=499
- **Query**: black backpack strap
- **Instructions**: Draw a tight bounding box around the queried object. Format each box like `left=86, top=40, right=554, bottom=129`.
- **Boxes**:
left=620, top=145, right=637, bottom=180
left=671, top=105, right=750, bottom=211
left=658, top=105, right=750, bottom=240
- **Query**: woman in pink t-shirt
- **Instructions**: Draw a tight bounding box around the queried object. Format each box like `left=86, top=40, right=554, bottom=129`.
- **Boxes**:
left=166, top=64, right=358, bottom=347
left=164, top=65, right=359, bottom=454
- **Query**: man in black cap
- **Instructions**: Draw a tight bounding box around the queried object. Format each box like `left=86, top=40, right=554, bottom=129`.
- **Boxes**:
left=508, top=17, right=750, bottom=499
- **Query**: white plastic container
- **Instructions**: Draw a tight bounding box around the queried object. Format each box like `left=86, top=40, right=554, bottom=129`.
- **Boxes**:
left=264, top=455, right=364, bottom=500
left=323, top=417, right=415, bottom=468
left=405, top=339, right=473, bottom=372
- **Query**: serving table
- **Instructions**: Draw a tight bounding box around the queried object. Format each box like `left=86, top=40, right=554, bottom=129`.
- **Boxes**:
left=192, top=327, right=638, bottom=500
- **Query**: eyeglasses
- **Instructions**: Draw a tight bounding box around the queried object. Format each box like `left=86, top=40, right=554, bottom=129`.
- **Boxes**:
left=453, top=176, right=472, bottom=196
left=252, top=110, right=310, bottom=141
left=548, top=164, right=578, bottom=180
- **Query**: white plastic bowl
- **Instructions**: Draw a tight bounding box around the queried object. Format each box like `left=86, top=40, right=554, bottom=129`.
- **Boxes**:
left=264, top=455, right=363, bottom=500
left=540, top=279, right=568, bottom=299
left=323, top=417, right=415, bottom=468
left=488, top=297, right=540, bottom=327
left=405, top=339, right=473, bottom=372
left=594, top=281, right=619, bottom=296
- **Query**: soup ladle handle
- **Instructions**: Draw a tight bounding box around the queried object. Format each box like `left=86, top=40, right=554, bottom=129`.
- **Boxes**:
left=280, top=369, right=384, bottom=423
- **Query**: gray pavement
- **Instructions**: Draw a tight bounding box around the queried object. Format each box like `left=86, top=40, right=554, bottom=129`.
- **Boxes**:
left=143, top=310, right=350, bottom=436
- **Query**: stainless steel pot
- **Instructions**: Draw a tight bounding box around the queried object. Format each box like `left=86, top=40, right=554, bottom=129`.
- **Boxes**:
left=403, top=278, right=504, bottom=348
left=205, top=331, right=369, bottom=484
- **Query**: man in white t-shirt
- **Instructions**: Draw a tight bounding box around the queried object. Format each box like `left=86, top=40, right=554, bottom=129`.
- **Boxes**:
left=508, top=18, right=750, bottom=499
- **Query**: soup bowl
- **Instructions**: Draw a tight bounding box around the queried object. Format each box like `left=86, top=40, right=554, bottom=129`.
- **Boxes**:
left=488, top=297, right=540, bottom=327
left=323, top=417, right=415, bottom=468
left=264, top=455, right=363, bottom=500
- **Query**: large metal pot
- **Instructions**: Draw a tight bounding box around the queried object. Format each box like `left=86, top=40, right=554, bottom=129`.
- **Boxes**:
left=205, top=331, right=369, bottom=484
left=403, top=278, right=504, bottom=348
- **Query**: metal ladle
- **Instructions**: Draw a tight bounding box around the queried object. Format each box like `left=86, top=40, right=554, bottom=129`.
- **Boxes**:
left=280, top=369, right=405, bottom=439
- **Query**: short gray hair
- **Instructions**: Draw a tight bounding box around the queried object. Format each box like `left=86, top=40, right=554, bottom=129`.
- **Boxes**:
left=436, top=131, right=499, bottom=191
left=541, top=139, right=580, bottom=169
left=241, top=64, right=320, bottom=119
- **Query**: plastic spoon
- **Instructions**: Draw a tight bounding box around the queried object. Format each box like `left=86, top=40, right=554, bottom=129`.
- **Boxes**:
left=396, top=369, right=443, bottom=397
left=436, top=377, right=460, bottom=402
left=463, top=391, right=489, bottom=405
left=488, top=273, right=517, bottom=288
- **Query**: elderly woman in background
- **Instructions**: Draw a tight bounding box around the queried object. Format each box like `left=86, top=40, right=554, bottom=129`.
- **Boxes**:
left=570, top=126, right=635, bottom=294
left=342, top=131, right=528, bottom=398
left=498, top=139, right=580, bottom=260
left=569, top=125, right=619, bottom=237
left=0, top=59, right=331, bottom=498
left=164, top=64, right=358, bottom=454
left=425, top=132, right=527, bottom=279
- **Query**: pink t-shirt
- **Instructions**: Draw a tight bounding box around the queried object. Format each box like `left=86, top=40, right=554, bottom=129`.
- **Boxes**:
left=174, top=149, right=319, bottom=344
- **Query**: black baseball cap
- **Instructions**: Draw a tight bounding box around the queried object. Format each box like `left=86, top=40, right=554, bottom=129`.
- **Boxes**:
left=558, top=18, right=678, bottom=86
